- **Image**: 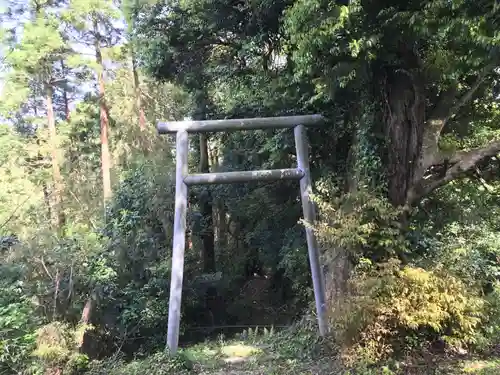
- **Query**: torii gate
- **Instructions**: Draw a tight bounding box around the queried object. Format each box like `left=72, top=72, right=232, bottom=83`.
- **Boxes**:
left=157, top=115, right=328, bottom=353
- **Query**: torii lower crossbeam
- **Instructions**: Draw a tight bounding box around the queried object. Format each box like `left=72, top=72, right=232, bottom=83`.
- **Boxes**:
left=158, top=115, right=328, bottom=354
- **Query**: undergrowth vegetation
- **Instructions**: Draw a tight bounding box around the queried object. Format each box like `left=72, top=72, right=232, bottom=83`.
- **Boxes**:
left=316, top=188, right=500, bottom=368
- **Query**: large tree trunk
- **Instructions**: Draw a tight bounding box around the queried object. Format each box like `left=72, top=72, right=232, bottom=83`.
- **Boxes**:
left=94, top=21, right=112, bottom=202
left=324, top=249, right=353, bottom=317
left=46, top=84, right=65, bottom=229
left=380, top=67, right=425, bottom=208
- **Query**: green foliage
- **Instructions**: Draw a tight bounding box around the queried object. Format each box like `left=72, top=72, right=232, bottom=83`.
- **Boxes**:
left=33, top=322, right=90, bottom=372
left=0, top=124, right=44, bottom=233
left=270, top=320, right=328, bottom=361
left=0, top=264, right=40, bottom=374
left=315, top=186, right=405, bottom=261
left=87, top=352, right=191, bottom=375
left=92, top=164, right=175, bottom=348
left=414, top=179, right=500, bottom=288
left=482, top=282, right=500, bottom=347
left=277, top=227, right=314, bottom=304
left=335, top=259, right=485, bottom=363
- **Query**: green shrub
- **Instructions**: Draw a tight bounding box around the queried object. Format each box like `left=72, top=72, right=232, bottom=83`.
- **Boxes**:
left=334, top=259, right=484, bottom=364
left=32, top=322, right=91, bottom=374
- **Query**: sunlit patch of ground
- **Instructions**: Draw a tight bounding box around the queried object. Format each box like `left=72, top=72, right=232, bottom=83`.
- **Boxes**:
left=220, top=343, right=262, bottom=358
left=180, top=341, right=268, bottom=371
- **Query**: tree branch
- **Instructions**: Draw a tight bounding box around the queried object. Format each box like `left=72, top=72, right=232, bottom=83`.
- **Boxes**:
left=473, top=166, right=497, bottom=194
left=416, top=138, right=500, bottom=200
left=39, top=257, right=54, bottom=281
left=417, top=63, right=496, bottom=176
left=430, top=63, right=496, bottom=130
left=0, top=194, right=33, bottom=231
left=446, top=65, right=494, bottom=123
left=434, top=138, right=500, bottom=166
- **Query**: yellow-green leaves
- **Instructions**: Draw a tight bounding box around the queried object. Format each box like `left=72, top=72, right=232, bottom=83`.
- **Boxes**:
left=8, top=17, right=65, bottom=72
left=67, top=0, right=121, bottom=23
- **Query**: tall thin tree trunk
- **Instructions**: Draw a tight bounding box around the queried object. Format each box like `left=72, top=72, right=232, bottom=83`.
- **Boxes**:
left=60, top=60, right=70, bottom=121
left=131, top=46, right=146, bottom=131
left=46, top=84, right=65, bottom=228
left=77, top=292, right=96, bottom=353
left=43, top=184, right=52, bottom=221
left=94, top=21, right=112, bottom=201
left=33, top=104, right=53, bottom=221
left=199, top=134, right=216, bottom=273
left=53, top=268, right=60, bottom=320
left=127, top=0, right=146, bottom=130
left=209, top=140, right=227, bottom=251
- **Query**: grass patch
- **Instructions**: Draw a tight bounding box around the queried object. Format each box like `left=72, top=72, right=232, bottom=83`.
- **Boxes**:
left=181, top=344, right=221, bottom=368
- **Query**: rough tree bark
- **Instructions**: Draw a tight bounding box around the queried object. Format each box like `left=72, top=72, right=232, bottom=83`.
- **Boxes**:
left=77, top=291, right=97, bottom=354
left=381, top=68, right=425, bottom=208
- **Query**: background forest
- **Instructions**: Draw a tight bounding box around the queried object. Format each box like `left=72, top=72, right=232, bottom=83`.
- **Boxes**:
left=0, top=0, right=499, bottom=374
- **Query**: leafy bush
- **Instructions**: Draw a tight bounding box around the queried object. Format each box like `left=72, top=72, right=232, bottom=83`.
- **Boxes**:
left=334, top=259, right=484, bottom=364
left=410, top=181, right=500, bottom=352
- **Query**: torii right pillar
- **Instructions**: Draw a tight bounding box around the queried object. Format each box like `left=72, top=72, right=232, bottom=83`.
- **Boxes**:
left=294, top=124, right=328, bottom=336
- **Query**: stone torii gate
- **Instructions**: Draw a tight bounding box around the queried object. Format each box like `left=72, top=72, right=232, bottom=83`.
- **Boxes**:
left=157, top=115, right=328, bottom=354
